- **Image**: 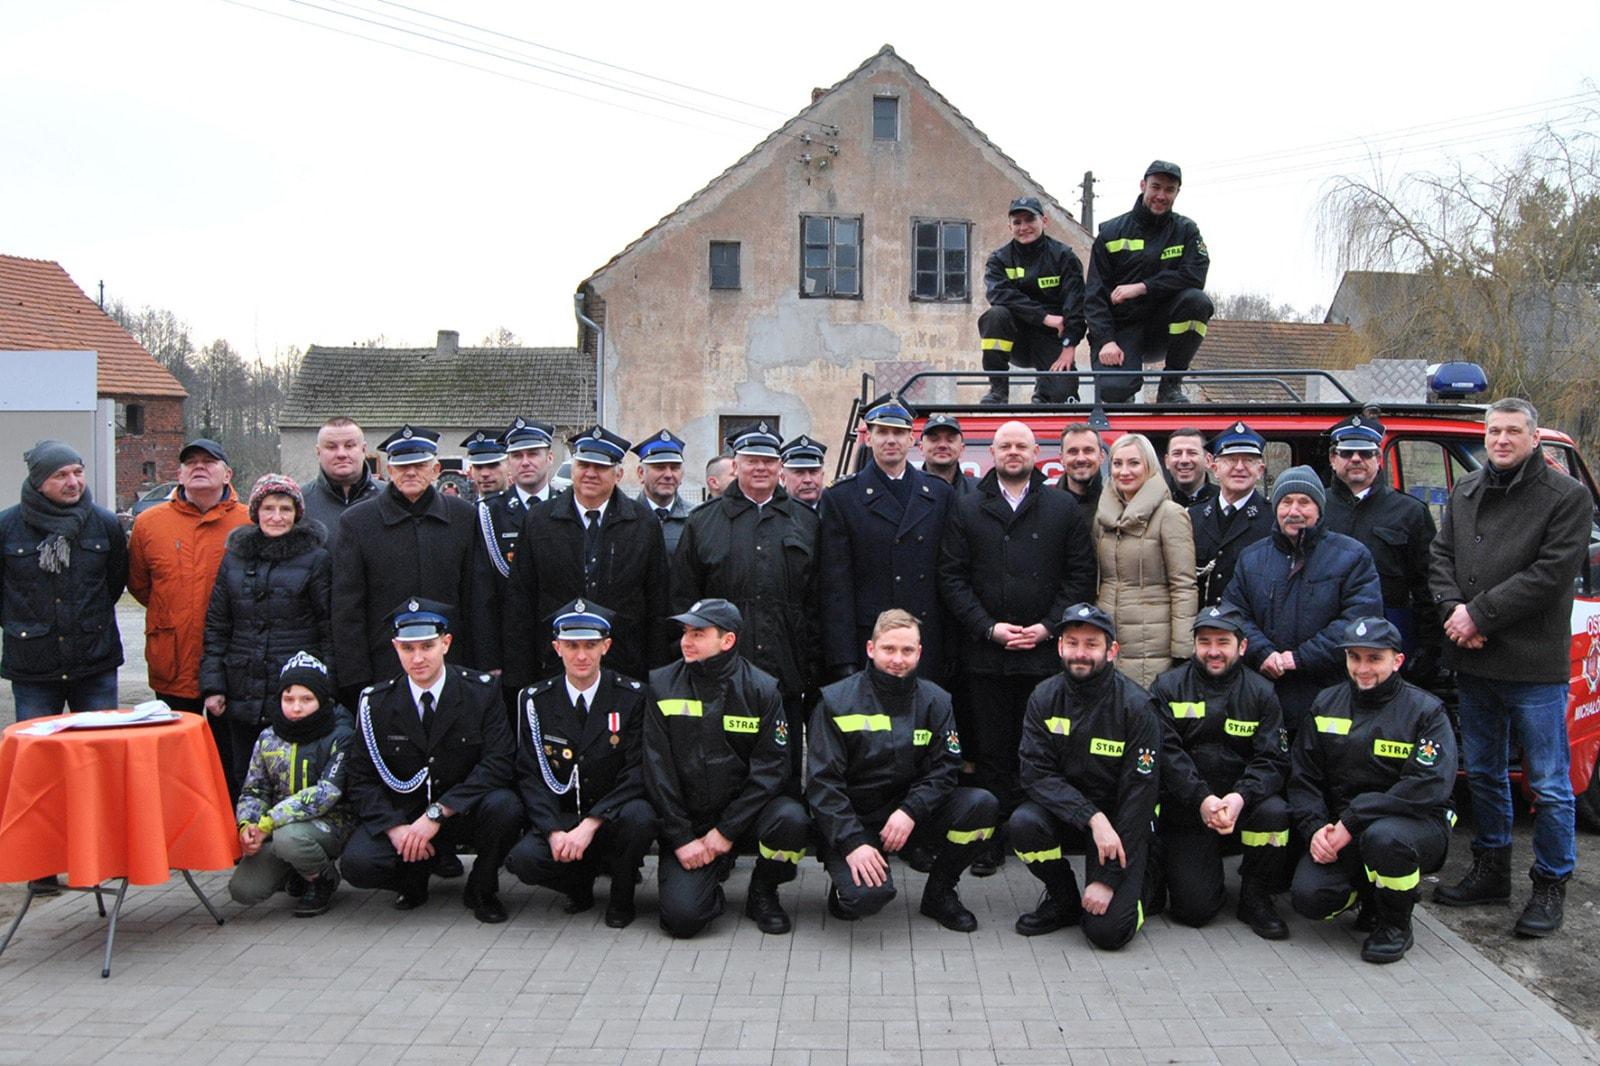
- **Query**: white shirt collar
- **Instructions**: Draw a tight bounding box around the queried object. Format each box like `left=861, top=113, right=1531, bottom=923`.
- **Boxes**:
left=1352, top=485, right=1373, bottom=501
left=1220, top=488, right=1255, bottom=510
left=407, top=672, right=447, bottom=719
left=746, top=492, right=774, bottom=508
left=999, top=479, right=1029, bottom=510
left=516, top=484, right=550, bottom=507
left=574, top=495, right=610, bottom=525
left=566, top=674, right=603, bottom=708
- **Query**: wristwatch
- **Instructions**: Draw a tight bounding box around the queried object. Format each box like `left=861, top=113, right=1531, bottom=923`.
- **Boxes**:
left=425, top=803, right=446, bottom=822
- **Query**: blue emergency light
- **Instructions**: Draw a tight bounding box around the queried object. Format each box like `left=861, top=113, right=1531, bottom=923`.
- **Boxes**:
left=1425, top=362, right=1489, bottom=400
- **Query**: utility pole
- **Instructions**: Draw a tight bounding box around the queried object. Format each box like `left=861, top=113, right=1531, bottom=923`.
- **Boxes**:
left=97, top=280, right=104, bottom=309
left=1079, top=171, right=1097, bottom=233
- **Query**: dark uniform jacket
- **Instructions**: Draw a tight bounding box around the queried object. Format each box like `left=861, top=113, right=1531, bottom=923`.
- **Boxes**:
left=644, top=652, right=792, bottom=849
left=807, top=668, right=961, bottom=855
left=1324, top=478, right=1440, bottom=662
left=1288, top=674, right=1456, bottom=842
left=818, top=460, right=953, bottom=680
left=1017, top=666, right=1162, bottom=889
left=0, top=499, right=126, bottom=682
left=1190, top=490, right=1272, bottom=607
left=1428, top=453, right=1594, bottom=684
left=331, top=484, right=495, bottom=690
left=938, top=469, right=1097, bottom=676
left=346, top=665, right=514, bottom=832
left=513, top=668, right=647, bottom=834
left=640, top=493, right=691, bottom=559
left=1223, top=523, right=1383, bottom=728
left=1084, top=197, right=1210, bottom=347
left=303, top=471, right=382, bottom=541
left=1165, top=475, right=1218, bottom=511
left=1149, top=660, right=1288, bottom=817
left=502, top=488, right=670, bottom=690
left=983, top=234, right=1086, bottom=346
left=671, top=484, right=820, bottom=697
left=1061, top=472, right=1103, bottom=511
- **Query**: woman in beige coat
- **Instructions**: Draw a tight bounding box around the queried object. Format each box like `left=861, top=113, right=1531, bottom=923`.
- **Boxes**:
left=1094, top=433, right=1198, bottom=688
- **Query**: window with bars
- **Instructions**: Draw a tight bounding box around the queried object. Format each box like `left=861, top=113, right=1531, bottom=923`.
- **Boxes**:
left=709, top=241, right=741, bottom=289
left=800, top=215, right=862, bottom=298
left=911, top=219, right=971, bottom=301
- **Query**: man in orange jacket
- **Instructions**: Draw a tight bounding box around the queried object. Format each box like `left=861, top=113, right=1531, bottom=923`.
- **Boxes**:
left=128, top=439, right=251, bottom=754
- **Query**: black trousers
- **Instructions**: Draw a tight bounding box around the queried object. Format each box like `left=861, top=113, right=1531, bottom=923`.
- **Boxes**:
left=657, top=795, right=810, bottom=939
left=823, top=786, right=999, bottom=919
left=1009, top=801, right=1148, bottom=950
left=967, top=672, right=1050, bottom=820
left=979, top=307, right=1078, bottom=402
left=1089, top=288, right=1214, bottom=402
left=1290, top=813, right=1449, bottom=921
left=341, top=787, right=525, bottom=899
left=505, top=797, right=658, bottom=898
left=1148, top=794, right=1292, bottom=927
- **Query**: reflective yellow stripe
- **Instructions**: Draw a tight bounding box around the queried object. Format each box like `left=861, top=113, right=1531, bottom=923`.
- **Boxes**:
left=1366, top=866, right=1421, bottom=892
left=1169, top=701, right=1206, bottom=719
left=1325, top=889, right=1359, bottom=920
left=1014, top=846, right=1063, bottom=863
left=1160, top=244, right=1184, bottom=260
left=913, top=729, right=932, bottom=746
left=1005, top=266, right=1026, bottom=279
left=1044, top=717, right=1071, bottom=736
left=1373, top=739, right=1414, bottom=759
left=658, top=699, right=703, bottom=717
left=723, top=715, right=760, bottom=734
left=759, top=842, right=806, bottom=864
left=1089, top=737, right=1124, bottom=757
left=1136, top=899, right=1145, bottom=932
left=833, top=714, right=892, bottom=733
left=1446, top=809, right=1458, bottom=828
left=980, top=338, right=1015, bottom=352
left=1315, top=716, right=1352, bottom=735
left=1037, top=275, right=1061, bottom=288
left=947, top=826, right=995, bottom=845
left=1239, top=829, right=1288, bottom=847
left=1224, top=719, right=1259, bottom=737
left=1168, top=320, right=1208, bottom=336
left=1154, top=802, right=1161, bottom=818
left=1106, top=238, right=1146, bottom=253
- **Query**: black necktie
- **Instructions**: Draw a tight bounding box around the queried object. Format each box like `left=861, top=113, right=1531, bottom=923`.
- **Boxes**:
left=583, top=510, right=602, bottom=574
left=420, top=690, right=435, bottom=734
left=655, top=507, right=670, bottom=521
left=575, top=693, right=588, bottom=721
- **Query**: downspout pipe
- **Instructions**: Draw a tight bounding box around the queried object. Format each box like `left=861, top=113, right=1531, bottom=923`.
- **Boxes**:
left=574, top=291, right=605, bottom=424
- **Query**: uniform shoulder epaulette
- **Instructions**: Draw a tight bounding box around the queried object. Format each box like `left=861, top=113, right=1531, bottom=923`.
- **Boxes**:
left=453, top=664, right=496, bottom=685
left=364, top=678, right=396, bottom=695
left=611, top=672, right=643, bottom=690
left=528, top=676, right=558, bottom=696
left=834, top=471, right=858, bottom=484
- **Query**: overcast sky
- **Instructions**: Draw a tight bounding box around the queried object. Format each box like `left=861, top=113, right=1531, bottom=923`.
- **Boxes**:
left=3, top=0, right=1596, bottom=360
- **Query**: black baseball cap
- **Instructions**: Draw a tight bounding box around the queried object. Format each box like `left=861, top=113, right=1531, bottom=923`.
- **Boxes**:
left=1144, top=160, right=1182, bottom=182
left=1056, top=602, right=1116, bottom=641
left=1338, top=617, right=1404, bottom=651
left=1008, top=196, right=1045, bottom=217
left=179, top=438, right=229, bottom=464
left=921, top=413, right=964, bottom=436
left=1193, top=603, right=1248, bottom=636
left=670, top=598, right=743, bottom=634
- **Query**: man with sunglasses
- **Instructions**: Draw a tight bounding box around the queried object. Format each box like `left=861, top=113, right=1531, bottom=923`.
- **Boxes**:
left=1321, top=415, right=1441, bottom=685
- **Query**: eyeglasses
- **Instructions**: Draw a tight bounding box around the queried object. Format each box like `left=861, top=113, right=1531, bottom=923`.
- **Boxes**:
left=1334, top=448, right=1377, bottom=460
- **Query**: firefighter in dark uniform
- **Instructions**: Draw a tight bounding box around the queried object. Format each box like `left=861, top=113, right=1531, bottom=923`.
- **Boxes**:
left=478, top=418, right=558, bottom=588
left=779, top=435, right=827, bottom=511
left=1322, top=414, right=1442, bottom=683
left=634, top=429, right=692, bottom=558
left=1084, top=161, right=1212, bottom=404
left=502, top=425, right=670, bottom=692
left=1288, top=617, right=1456, bottom=964
left=505, top=600, right=656, bottom=928
left=460, top=429, right=509, bottom=500
left=819, top=398, right=953, bottom=686
left=644, top=598, right=809, bottom=937
left=979, top=196, right=1087, bottom=405
left=341, top=599, right=524, bottom=923
left=1191, top=422, right=1273, bottom=607
left=1147, top=603, right=1292, bottom=939
left=671, top=422, right=820, bottom=766
left=919, top=414, right=975, bottom=497
left=808, top=609, right=999, bottom=931
left=1007, top=604, right=1161, bottom=950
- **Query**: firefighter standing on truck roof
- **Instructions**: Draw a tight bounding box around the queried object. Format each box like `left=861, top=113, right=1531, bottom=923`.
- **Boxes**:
left=1084, top=161, right=1212, bottom=404
left=978, top=196, right=1086, bottom=406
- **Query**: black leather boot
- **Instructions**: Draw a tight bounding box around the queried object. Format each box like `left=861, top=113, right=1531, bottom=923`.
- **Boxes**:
left=744, top=879, right=792, bottom=935
left=1235, top=879, right=1288, bottom=940
left=1014, top=889, right=1082, bottom=936
left=1513, top=873, right=1567, bottom=938
left=1432, top=845, right=1511, bottom=907
left=919, top=876, right=978, bottom=933
left=1360, top=897, right=1414, bottom=964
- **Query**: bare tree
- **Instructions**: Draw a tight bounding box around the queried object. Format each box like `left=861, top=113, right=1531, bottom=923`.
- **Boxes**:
left=479, top=326, right=521, bottom=347
left=1211, top=292, right=1325, bottom=322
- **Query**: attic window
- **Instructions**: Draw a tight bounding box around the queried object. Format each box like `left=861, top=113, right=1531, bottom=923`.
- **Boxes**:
left=710, top=241, right=741, bottom=290
left=873, top=96, right=899, bottom=141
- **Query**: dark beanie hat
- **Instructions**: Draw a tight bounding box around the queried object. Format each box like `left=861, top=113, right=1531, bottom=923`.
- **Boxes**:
left=271, top=651, right=337, bottom=742
left=1271, top=465, right=1326, bottom=512
left=24, top=440, right=83, bottom=489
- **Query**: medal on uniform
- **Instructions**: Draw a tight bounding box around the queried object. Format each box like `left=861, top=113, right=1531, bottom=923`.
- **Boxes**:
left=562, top=747, right=573, bottom=760
left=608, top=711, right=620, bottom=739
left=610, top=734, right=620, bottom=746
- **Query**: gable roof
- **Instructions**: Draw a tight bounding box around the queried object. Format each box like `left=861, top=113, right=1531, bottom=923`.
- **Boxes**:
left=580, top=45, right=1082, bottom=288
left=279, top=343, right=594, bottom=429
left=1195, top=320, right=1361, bottom=403
left=0, top=254, right=187, bottom=398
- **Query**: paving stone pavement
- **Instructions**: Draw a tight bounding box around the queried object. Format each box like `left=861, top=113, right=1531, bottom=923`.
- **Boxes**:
left=0, top=854, right=1593, bottom=1066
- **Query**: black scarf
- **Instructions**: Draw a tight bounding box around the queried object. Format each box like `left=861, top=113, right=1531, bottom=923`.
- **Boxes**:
left=269, top=689, right=338, bottom=742
left=387, top=481, right=436, bottom=516
left=19, top=480, right=93, bottom=573
left=867, top=663, right=918, bottom=715
left=1351, top=670, right=1405, bottom=709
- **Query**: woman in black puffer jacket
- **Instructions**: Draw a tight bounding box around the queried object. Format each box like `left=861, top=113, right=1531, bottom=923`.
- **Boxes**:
left=202, top=473, right=333, bottom=800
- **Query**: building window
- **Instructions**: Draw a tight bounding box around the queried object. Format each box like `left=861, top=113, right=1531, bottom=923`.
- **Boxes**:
left=141, top=461, right=156, bottom=480
left=873, top=96, right=899, bottom=141
left=718, top=415, right=780, bottom=452
left=709, top=241, right=741, bottom=290
left=911, top=219, right=971, bottom=301
left=114, top=401, right=146, bottom=437
left=800, top=215, right=862, bottom=298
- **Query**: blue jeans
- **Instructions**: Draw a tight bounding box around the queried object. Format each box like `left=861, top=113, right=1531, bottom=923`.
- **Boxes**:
left=11, top=669, right=120, bottom=720
left=1457, top=672, right=1576, bottom=879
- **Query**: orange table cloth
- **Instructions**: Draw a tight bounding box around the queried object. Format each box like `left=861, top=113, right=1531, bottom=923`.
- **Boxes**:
left=0, top=712, right=240, bottom=886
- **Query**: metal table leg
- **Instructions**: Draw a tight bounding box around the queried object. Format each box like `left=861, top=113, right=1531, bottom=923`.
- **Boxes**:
left=0, top=883, right=39, bottom=958
left=179, top=870, right=226, bottom=926
left=99, top=879, right=129, bottom=979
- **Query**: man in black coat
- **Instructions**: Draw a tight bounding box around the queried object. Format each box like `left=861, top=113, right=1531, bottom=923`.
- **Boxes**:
left=301, top=417, right=382, bottom=537
left=819, top=398, right=953, bottom=686
left=477, top=418, right=557, bottom=675
left=919, top=415, right=976, bottom=498
left=341, top=599, right=524, bottom=923
left=1321, top=414, right=1441, bottom=682
left=502, top=426, right=670, bottom=692
left=505, top=600, right=656, bottom=928
left=1191, top=422, right=1273, bottom=607
left=1162, top=427, right=1217, bottom=510
left=1057, top=423, right=1105, bottom=509
left=938, top=421, right=1097, bottom=873
left=331, top=426, right=495, bottom=705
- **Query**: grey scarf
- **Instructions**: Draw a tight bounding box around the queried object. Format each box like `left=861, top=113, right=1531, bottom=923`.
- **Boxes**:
left=19, top=480, right=93, bottom=574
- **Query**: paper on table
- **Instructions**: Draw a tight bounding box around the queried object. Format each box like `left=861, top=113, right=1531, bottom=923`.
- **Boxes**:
left=19, top=700, right=178, bottom=735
